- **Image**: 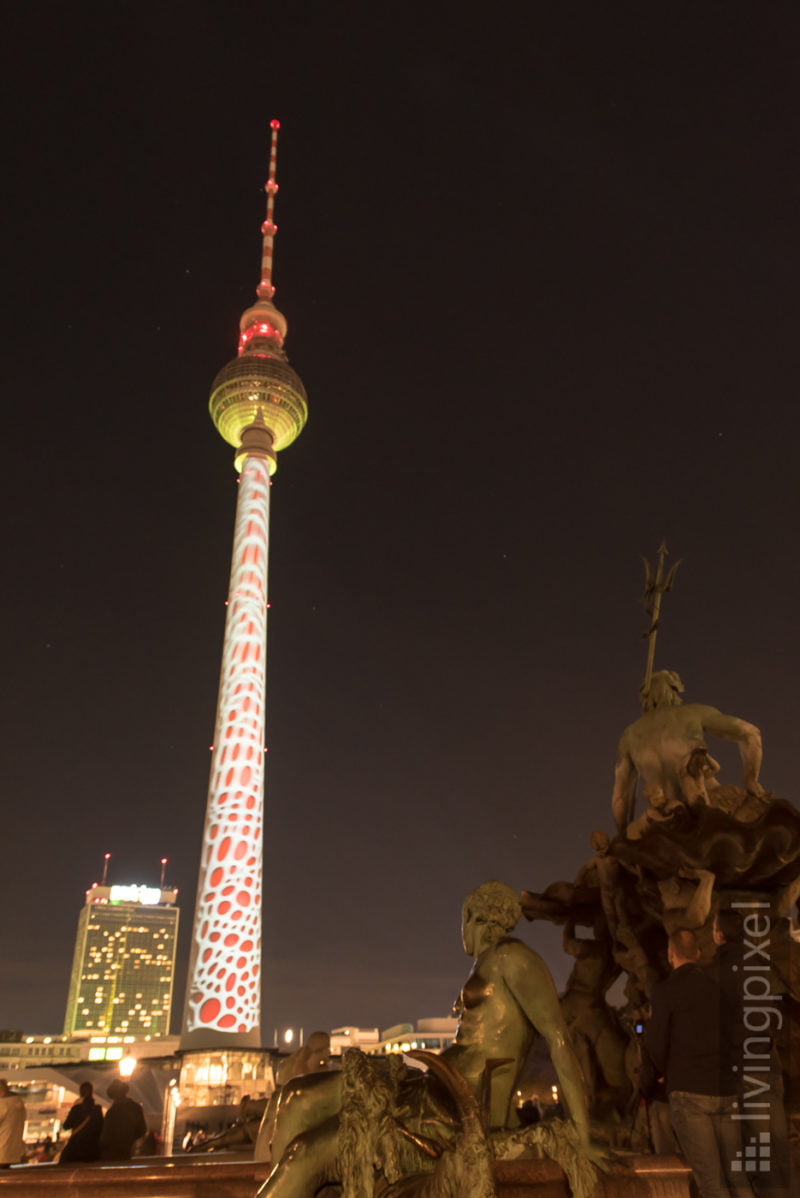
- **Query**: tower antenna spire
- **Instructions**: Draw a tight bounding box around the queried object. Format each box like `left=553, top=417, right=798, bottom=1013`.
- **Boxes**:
left=101, top=852, right=111, bottom=886
left=640, top=540, right=681, bottom=705
left=257, top=120, right=281, bottom=301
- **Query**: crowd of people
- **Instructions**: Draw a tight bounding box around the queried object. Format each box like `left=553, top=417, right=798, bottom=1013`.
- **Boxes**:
left=0, top=1078, right=149, bottom=1168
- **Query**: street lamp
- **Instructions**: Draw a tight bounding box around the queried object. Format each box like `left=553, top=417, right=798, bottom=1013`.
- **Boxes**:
left=119, top=1056, right=136, bottom=1079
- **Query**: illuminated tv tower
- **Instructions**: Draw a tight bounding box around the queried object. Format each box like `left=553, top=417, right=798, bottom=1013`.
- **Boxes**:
left=181, top=122, right=307, bottom=1049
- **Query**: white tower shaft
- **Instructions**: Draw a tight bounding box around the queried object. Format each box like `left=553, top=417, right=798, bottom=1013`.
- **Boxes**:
left=182, top=454, right=270, bottom=1045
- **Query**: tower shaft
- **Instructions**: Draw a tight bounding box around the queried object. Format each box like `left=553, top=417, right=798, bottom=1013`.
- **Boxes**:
left=182, top=453, right=270, bottom=1047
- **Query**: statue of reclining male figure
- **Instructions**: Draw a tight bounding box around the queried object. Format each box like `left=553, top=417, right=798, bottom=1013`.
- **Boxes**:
left=257, top=881, right=600, bottom=1197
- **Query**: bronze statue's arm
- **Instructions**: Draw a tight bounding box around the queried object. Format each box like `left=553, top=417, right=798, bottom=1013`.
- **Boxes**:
left=499, top=942, right=592, bottom=1147
left=611, top=749, right=637, bottom=832
left=681, top=868, right=715, bottom=929
left=700, top=707, right=764, bottom=795
left=776, top=876, right=800, bottom=920
left=562, top=919, right=587, bottom=958
left=572, top=862, right=591, bottom=888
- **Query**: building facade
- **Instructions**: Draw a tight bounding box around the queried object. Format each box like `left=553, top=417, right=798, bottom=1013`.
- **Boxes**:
left=63, top=883, right=179, bottom=1038
left=329, top=1018, right=459, bottom=1059
left=0, top=1033, right=179, bottom=1069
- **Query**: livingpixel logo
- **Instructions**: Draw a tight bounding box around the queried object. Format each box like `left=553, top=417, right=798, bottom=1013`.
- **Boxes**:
left=728, top=900, right=783, bottom=1175
left=731, top=1131, right=771, bottom=1174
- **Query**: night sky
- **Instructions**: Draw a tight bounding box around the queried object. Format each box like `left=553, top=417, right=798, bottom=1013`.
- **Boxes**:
left=3, top=2, right=798, bottom=1040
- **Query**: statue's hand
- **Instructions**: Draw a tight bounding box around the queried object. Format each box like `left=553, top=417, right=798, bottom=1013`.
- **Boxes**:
left=677, top=866, right=713, bottom=881
left=581, top=1137, right=610, bottom=1171
left=746, top=780, right=766, bottom=798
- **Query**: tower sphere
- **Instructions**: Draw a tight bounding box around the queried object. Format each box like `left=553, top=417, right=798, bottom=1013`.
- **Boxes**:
left=209, top=344, right=308, bottom=475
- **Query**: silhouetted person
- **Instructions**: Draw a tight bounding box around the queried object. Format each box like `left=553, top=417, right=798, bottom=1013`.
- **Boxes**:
left=59, top=1081, right=103, bottom=1163
left=642, top=928, right=753, bottom=1198
left=99, top=1079, right=146, bottom=1161
left=136, top=1128, right=157, bottom=1155
left=518, top=1097, right=542, bottom=1126
left=709, top=910, right=790, bottom=1198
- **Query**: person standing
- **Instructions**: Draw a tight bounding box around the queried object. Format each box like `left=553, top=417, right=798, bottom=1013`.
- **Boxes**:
left=710, top=910, right=791, bottom=1198
left=641, top=927, right=754, bottom=1198
left=517, top=1096, right=542, bottom=1126
left=99, top=1079, right=146, bottom=1161
left=0, top=1080, right=26, bottom=1168
left=59, top=1081, right=103, bottom=1164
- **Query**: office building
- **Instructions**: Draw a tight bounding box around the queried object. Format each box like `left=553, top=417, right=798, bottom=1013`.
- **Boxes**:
left=63, top=882, right=179, bottom=1037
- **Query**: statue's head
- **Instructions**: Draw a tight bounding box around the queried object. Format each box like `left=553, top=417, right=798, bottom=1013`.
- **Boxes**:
left=300, top=1031, right=331, bottom=1072
left=462, top=881, right=521, bottom=955
left=589, top=830, right=610, bottom=854
left=658, top=876, right=694, bottom=907
left=640, top=669, right=684, bottom=712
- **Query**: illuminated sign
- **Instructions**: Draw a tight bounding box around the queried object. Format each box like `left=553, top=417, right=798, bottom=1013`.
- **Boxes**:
left=109, top=885, right=161, bottom=905
left=88, top=1046, right=123, bottom=1061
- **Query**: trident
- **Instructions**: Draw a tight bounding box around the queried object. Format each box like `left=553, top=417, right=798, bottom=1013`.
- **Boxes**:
left=640, top=541, right=680, bottom=706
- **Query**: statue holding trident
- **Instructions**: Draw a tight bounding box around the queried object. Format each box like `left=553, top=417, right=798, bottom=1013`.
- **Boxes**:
left=611, top=544, right=765, bottom=834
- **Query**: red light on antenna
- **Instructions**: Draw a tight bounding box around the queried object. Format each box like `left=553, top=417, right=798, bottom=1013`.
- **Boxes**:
left=270, top=119, right=280, bottom=130
left=161, top=858, right=168, bottom=865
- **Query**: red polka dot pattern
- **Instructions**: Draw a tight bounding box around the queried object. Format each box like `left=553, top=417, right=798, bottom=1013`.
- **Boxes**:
left=185, top=461, right=268, bottom=1037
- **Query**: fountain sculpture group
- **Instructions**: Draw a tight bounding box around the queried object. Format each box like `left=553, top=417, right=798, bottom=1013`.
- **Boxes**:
left=254, top=552, right=798, bottom=1197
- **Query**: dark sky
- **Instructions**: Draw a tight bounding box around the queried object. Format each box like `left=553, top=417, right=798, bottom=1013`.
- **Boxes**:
left=3, top=1, right=798, bottom=1040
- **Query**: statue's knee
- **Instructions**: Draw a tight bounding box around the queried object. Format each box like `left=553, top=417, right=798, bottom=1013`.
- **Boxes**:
left=276, top=1087, right=311, bottom=1130
left=281, top=1076, right=316, bottom=1108
left=282, top=1130, right=323, bottom=1170
left=283, top=1134, right=308, bottom=1163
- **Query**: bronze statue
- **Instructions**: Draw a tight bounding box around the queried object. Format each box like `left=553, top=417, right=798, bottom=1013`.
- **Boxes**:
left=191, top=1035, right=332, bottom=1158
left=275, top=1032, right=331, bottom=1087
left=187, top=1093, right=268, bottom=1153
left=515, top=548, right=800, bottom=1138
left=255, top=1032, right=331, bottom=1162
left=611, top=669, right=764, bottom=832
left=257, top=882, right=602, bottom=1197
left=657, top=868, right=715, bottom=936
left=559, top=919, right=629, bottom=1119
